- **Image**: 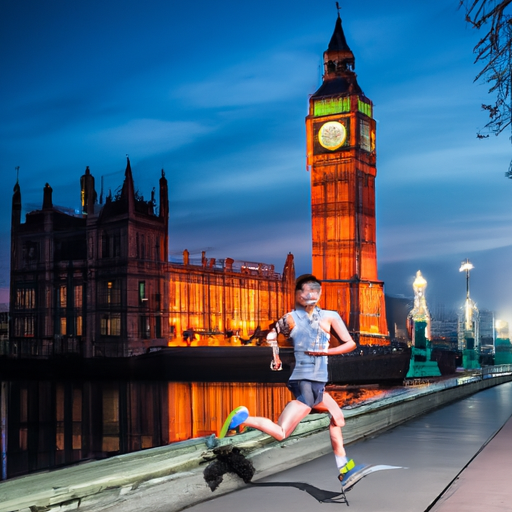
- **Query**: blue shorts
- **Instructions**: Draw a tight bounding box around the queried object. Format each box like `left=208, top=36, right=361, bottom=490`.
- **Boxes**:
left=287, top=380, right=325, bottom=408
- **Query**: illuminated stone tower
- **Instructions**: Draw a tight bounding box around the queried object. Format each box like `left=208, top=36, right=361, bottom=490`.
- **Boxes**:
left=305, top=14, right=388, bottom=344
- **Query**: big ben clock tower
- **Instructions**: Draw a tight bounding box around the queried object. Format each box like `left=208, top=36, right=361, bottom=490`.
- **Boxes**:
left=306, top=13, right=389, bottom=345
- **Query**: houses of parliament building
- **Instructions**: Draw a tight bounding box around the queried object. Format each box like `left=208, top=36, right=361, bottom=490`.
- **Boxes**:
left=8, top=12, right=389, bottom=359
left=9, top=159, right=295, bottom=358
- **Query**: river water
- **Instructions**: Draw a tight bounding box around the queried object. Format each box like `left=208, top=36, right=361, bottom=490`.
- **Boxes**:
left=0, top=379, right=383, bottom=480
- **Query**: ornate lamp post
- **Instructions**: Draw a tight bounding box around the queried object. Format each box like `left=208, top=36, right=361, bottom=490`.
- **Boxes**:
left=458, top=259, right=480, bottom=369
left=406, top=271, right=440, bottom=378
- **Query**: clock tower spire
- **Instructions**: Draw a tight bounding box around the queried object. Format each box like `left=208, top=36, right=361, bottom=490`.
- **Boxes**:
left=306, top=13, right=389, bottom=345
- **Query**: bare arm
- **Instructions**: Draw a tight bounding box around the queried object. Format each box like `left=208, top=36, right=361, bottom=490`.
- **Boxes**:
left=306, top=314, right=356, bottom=356
left=326, top=314, right=356, bottom=355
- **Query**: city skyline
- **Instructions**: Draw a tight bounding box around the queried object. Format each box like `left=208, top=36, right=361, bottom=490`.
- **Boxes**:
left=1, top=1, right=511, bottom=323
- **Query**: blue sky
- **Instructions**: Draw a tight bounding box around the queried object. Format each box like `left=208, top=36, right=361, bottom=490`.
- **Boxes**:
left=1, top=0, right=511, bottom=323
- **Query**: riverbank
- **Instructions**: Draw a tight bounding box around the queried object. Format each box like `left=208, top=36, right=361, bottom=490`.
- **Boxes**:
left=1, top=367, right=511, bottom=512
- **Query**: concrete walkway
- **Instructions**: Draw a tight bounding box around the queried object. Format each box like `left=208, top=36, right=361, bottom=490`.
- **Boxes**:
left=1, top=371, right=511, bottom=512
left=428, top=396, right=512, bottom=512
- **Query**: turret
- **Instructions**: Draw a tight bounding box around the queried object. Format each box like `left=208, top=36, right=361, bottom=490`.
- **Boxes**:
left=12, top=180, right=21, bottom=228
left=80, top=166, right=97, bottom=216
left=121, top=157, right=135, bottom=212
left=42, top=183, right=53, bottom=210
left=159, top=169, right=169, bottom=222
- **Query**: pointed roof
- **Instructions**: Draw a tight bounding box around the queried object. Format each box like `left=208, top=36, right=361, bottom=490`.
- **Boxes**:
left=324, top=13, right=355, bottom=73
left=328, top=15, right=351, bottom=53
left=13, top=167, right=21, bottom=198
left=121, top=156, right=135, bottom=200
left=11, top=177, right=22, bottom=226
left=125, top=156, right=133, bottom=181
left=12, top=180, right=21, bottom=210
left=311, top=13, right=362, bottom=98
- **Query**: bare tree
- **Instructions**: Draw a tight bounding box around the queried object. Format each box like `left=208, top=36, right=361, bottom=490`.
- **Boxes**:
left=461, top=0, right=512, bottom=176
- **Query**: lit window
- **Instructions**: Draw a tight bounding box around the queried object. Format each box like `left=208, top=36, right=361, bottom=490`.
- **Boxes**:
left=105, top=281, right=120, bottom=305
left=101, top=314, right=121, bottom=336
left=59, top=285, right=67, bottom=308
left=60, top=317, right=67, bottom=336
left=15, top=288, right=35, bottom=309
left=74, top=285, right=83, bottom=308
left=76, top=316, right=83, bottom=336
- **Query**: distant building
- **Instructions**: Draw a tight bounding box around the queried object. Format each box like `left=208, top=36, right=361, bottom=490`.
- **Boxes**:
left=9, top=160, right=293, bottom=358
left=430, top=306, right=459, bottom=352
left=479, top=309, right=495, bottom=355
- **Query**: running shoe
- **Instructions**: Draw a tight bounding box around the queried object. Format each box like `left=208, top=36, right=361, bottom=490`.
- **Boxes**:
left=219, top=406, right=249, bottom=438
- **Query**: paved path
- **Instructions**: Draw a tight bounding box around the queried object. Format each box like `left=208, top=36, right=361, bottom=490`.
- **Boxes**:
left=182, top=381, right=512, bottom=512
left=429, top=392, right=512, bottom=512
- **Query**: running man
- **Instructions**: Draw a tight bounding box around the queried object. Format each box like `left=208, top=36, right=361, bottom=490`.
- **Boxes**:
left=222, top=274, right=358, bottom=482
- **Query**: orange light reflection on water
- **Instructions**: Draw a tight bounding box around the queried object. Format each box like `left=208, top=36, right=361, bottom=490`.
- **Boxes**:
left=327, top=386, right=387, bottom=408
left=168, top=383, right=388, bottom=442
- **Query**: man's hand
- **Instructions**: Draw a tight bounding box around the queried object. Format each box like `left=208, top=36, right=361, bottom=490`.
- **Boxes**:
left=305, top=350, right=329, bottom=356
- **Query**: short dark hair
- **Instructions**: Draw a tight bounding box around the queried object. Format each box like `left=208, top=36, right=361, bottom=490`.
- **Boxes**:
left=295, top=274, right=321, bottom=291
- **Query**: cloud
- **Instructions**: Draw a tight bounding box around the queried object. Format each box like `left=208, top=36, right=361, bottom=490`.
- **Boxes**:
left=90, top=119, right=214, bottom=156
left=379, top=197, right=512, bottom=261
left=379, top=138, right=510, bottom=183
left=174, top=50, right=317, bottom=108
left=181, top=145, right=308, bottom=197
left=380, top=225, right=512, bottom=263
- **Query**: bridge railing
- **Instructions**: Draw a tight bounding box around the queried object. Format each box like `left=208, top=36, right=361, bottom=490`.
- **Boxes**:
left=481, top=364, right=512, bottom=378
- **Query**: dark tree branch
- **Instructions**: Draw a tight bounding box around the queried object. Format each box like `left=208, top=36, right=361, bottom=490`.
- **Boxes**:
left=461, top=0, right=512, bottom=176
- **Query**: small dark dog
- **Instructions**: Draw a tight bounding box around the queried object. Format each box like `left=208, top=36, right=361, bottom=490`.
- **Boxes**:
left=203, top=446, right=255, bottom=491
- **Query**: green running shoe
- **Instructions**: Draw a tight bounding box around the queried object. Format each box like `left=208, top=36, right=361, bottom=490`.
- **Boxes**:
left=219, top=406, right=249, bottom=439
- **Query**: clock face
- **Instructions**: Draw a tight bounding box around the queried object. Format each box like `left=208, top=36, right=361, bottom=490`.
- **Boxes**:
left=318, top=121, right=347, bottom=150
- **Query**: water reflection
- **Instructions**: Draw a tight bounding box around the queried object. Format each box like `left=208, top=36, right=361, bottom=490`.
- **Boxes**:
left=0, top=380, right=383, bottom=480
left=1, top=380, right=292, bottom=479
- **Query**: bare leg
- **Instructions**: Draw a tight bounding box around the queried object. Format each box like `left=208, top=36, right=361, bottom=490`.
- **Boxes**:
left=243, top=400, right=311, bottom=441
left=313, top=392, right=346, bottom=457
left=328, top=419, right=346, bottom=457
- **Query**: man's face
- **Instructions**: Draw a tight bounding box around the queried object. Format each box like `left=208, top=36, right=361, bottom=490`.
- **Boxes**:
left=296, top=283, right=321, bottom=307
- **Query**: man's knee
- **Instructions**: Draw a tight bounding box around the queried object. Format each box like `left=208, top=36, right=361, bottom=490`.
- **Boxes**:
left=330, top=413, right=345, bottom=428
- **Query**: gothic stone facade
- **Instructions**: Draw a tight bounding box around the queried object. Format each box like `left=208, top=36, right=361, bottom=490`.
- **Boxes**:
left=9, top=160, right=294, bottom=358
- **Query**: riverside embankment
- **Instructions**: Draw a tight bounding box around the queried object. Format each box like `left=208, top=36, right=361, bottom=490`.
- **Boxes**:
left=1, top=368, right=511, bottom=512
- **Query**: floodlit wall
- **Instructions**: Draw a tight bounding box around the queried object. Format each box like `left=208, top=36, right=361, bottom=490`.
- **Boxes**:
left=168, top=254, right=294, bottom=345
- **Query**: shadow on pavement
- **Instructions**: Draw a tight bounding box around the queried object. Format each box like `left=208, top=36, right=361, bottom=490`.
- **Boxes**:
left=249, top=481, right=347, bottom=504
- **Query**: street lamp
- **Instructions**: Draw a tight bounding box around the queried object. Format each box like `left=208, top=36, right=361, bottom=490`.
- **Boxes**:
left=459, top=259, right=474, bottom=299
left=459, top=259, right=480, bottom=369
left=459, top=259, right=474, bottom=331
